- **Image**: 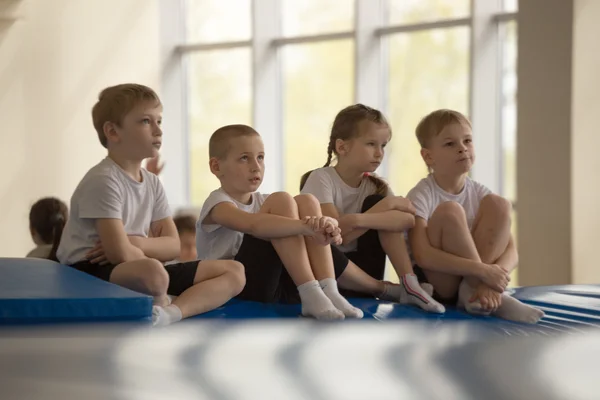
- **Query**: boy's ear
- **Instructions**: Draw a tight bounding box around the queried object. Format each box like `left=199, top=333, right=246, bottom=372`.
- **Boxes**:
left=335, top=138, right=348, bottom=156
left=103, top=121, right=119, bottom=145
left=420, top=148, right=434, bottom=167
left=209, top=157, right=221, bottom=175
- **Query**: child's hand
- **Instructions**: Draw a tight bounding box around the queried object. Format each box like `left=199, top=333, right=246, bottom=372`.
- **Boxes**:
left=85, top=241, right=109, bottom=265
left=146, top=155, right=164, bottom=176
left=469, top=284, right=503, bottom=311
left=393, top=196, right=416, bottom=215
left=303, top=216, right=342, bottom=246
left=480, top=263, right=510, bottom=293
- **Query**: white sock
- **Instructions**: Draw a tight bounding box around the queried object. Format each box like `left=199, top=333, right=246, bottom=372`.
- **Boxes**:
left=319, top=278, right=363, bottom=319
left=379, top=274, right=445, bottom=314
left=494, top=294, right=545, bottom=324
left=152, top=304, right=183, bottom=327
left=458, top=279, right=489, bottom=316
left=152, top=294, right=172, bottom=307
left=298, top=280, right=345, bottom=320
left=420, top=282, right=434, bottom=296
left=457, top=280, right=544, bottom=323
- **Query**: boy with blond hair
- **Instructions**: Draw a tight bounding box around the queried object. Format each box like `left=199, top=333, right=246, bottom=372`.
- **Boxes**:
left=56, top=84, right=245, bottom=326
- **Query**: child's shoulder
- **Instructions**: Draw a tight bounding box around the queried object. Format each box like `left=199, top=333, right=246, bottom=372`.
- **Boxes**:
left=308, top=166, right=336, bottom=181
left=78, top=158, right=121, bottom=190
left=408, top=175, right=435, bottom=195
left=465, top=176, right=492, bottom=195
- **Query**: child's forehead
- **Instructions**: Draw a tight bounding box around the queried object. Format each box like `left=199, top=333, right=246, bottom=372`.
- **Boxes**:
left=129, top=102, right=163, bottom=116
left=437, top=122, right=471, bottom=139
left=358, top=120, right=390, bottom=139
left=228, top=135, right=264, bottom=152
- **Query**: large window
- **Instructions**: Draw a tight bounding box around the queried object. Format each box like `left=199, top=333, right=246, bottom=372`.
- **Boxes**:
left=164, top=2, right=518, bottom=274
left=387, top=27, right=470, bottom=195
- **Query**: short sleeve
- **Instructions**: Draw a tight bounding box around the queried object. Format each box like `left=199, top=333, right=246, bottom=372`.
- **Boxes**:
left=406, top=181, right=432, bottom=222
left=150, top=175, right=172, bottom=222
left=473, top=180, right=493, bottom=203
left=301, top=169, right=335, bottom=204
left=197, top=190, right=237, bottom=233
left=78, top=174, right=123, bottom=219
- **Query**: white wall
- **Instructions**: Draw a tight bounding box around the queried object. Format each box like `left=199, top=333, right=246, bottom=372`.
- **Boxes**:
left=0, top=0, right=160, bottom=257
left=571, top=0, right=600, bottom=284
left=518, top=0, right=600, bottom=285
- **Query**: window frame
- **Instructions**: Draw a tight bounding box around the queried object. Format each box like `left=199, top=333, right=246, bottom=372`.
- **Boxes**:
left=159, top=0, right=517, bottom=208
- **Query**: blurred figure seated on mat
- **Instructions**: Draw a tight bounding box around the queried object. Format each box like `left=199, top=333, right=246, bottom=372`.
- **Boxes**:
left=27, top=197, right=68, bottom=260
left=173, top=214, right=198, bottom=263
left=406, top=109, right=544, bottom=323
left=55, top=83, right=245, bottom=327
left=196, top=124, right=437, bottom=320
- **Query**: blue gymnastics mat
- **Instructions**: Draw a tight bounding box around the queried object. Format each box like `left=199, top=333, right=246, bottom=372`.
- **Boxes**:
left=0, top=258, right=152, bottom=324
left=2, top=257, right=600, bottom=335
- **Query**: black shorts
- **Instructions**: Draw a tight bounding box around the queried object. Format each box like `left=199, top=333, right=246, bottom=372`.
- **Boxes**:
left=341, top=194, right=387, bottom=298
left=68, top=259, right=199, bottom=296
left=413, top=264, right=459, bottom=305
left=234, top=234, right=349, bottom=304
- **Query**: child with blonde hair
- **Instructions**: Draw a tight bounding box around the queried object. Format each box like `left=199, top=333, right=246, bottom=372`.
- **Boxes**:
left=56, top=83, right=245, bottom=327
left=407, top=109, right=544, bottom=323
left=300, top=104, right=445, bottom=314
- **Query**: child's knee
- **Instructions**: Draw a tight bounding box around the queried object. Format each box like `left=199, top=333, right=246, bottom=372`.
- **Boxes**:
left=481, top=194, right=512, bottom=219
left=432, top=201, right=467, bottom=225
left=226, top=260, right=246, bottom=295
left=294, top=193, right=320, bottom=211
left=361, top=194, right=385, bottom=212
left=141, top=259, right=169, bottom=296
left=266, top=191, right=298, bottom=216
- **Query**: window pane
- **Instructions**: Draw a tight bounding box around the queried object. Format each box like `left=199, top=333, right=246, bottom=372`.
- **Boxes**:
left=387, top=27, right=470, bottom=196
left=188, top=48, right=252, bottom=205
left=186, top=0, right=251, bottom=43
left=283, top=40, right=354, bottom=194
left=503, top=0, right=518, bottom=12
left=501, top=21, right=517, bottom=203
left=281, top=0, right=354, bottom=37
left=388, top=0, right=470, bottom=25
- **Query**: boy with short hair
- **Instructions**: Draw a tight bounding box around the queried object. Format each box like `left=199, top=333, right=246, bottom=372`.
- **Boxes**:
left=56, top=84, right=245, bottom=326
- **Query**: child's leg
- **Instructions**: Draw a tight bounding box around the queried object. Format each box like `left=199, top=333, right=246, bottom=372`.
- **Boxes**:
left=109, top=258, right=171, bottom=306
left=260, top=192, right=343, bottom=320
left=424, top=201, right=483, bottom=302
left=295, top=194, right=363, bottom=318
left=470, top=195, right=544, bottom=323
left=358, top=195, right=444, bottom=313
left=152, top=260, right=246, bottom=327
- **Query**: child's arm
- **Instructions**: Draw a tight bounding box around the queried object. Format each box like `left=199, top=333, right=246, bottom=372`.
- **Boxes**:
left=320, top=198, right=415, bottom=245
left=409, top=217, right=509, bottom=292
left=128, top=217, right=180, bottom=262
left=207, top=202, right=314, bottom=239
left=95, top=219, right=146, bottom=264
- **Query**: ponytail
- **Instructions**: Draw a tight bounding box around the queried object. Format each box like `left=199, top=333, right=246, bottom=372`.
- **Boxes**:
left=29, top=197, right=68, bottom=261
left=367, top=175, right=389, bottom=196
left=48, top=214, right=65, bottom=262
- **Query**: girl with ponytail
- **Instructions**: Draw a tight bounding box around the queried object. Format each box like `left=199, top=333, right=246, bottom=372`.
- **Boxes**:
left=26, top=197, right=68, bottom=261
left=300, top=104, right=444, bottom=314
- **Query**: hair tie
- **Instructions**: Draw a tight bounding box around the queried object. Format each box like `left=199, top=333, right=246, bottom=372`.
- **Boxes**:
left=363, top=172, right=370, bottom=177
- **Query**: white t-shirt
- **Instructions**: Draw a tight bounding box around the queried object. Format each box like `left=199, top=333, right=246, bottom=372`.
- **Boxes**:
left=57, top=157, right=172, bottom=265
left=196, top=188, right=269, bottom=260
left=300, top=166, right=393, bottom=252
left=406, top=174, right=492, bottom=230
